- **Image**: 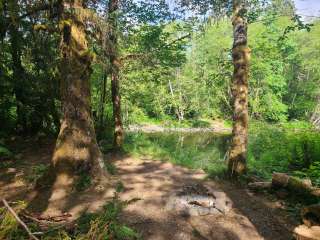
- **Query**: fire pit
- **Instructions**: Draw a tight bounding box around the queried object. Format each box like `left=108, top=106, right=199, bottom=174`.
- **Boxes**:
left=165, top=184, right=232, bottom=216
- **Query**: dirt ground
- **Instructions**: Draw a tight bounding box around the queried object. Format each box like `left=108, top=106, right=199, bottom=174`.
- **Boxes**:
left=0, top=139, right=299, bottom=240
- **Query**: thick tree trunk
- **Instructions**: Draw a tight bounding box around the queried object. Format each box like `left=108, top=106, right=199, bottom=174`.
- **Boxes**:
left=108, top=0, right=124, bottom=149
left=228, top=0, right=250, bottom=177
left=47, top=0, right=106, bottom=213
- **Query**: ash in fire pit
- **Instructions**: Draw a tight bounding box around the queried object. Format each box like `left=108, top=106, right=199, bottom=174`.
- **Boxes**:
left=166, top=184, right=232, bottom=216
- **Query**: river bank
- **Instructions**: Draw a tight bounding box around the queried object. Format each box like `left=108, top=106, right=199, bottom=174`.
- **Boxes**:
left=126, top=122, right=231, bottom=134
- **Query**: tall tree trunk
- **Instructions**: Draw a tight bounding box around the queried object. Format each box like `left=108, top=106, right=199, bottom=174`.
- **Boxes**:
left=0, top=1, right=6, bottom=41
left=98, top=70, right=108, bottom=134
left=169, top=79, right=183, bottom=121
left=8, top=0, right=28, bottom=133
left=108, top=0, right=123, bottom=150
left=47, top=0, right=106, bottom=213
left=228, top=0, right=250, bottom=177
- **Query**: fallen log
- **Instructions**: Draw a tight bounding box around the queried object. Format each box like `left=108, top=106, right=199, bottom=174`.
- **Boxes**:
left=25, top=211, right=72, bottom=222
left=272, top=173, right=320, bottom=199
left=247, top=173, right=320, bottom=201
left=248, top=182, right=272, bottom=191
left=294, top=224, right=320, bottom=240
left=21, top=211, right=75, bottom=231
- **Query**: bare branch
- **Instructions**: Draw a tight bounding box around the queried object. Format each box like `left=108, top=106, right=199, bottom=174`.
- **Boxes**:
left=1, top=199, right=40, bottom=240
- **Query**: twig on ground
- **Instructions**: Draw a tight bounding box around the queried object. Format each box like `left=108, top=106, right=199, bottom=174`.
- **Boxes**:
left=1, top=199, right=40, bottom=240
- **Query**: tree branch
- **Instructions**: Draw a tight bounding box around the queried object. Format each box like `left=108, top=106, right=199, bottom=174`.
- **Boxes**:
left=163, top=33, right=191, bottom=49
left=1, top=199, right=40, bottom=240
left=119, top=33, right=191, bottom=63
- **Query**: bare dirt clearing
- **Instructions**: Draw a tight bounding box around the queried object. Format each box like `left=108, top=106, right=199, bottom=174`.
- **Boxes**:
left=114, top=156, right=297, bottom=240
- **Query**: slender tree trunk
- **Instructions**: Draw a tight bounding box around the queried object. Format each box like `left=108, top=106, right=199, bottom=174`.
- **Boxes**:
left=0, top=1, right=5, bottom=41
left=108, top=0, right=123, bottom=149
left=177, top=69, right=184, bottom=121
left=169, top=79, right=183, bottom=121
left=8, top=0, right=28, bottom=133
left=46, top=0, right=106, bottom=212
left=98, top=70, right=108, bottom=134
left=228, top=0, right=250, bottom=177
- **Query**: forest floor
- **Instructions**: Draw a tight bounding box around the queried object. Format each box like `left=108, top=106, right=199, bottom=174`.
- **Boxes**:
left=0, top=138, right=299, bottom=240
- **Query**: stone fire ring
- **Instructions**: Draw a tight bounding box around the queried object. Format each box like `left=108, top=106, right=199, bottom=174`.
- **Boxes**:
left=165, top=185, right=232, bottom=216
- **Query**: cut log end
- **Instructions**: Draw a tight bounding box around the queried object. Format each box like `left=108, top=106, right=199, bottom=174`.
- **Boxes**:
left=294, top=225, right=320, bottom=240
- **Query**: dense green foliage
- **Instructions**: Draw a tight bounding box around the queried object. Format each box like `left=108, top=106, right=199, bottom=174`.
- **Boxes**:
left=99, top=0, right=319, bottom=124
left=131, top=16, right=320, bottom=122
left=1, top=1, right=319, bottom=133
left=248, top=122, right=320, bottom=185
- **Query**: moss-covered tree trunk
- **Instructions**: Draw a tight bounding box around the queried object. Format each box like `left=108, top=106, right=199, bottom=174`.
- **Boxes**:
left=47, top=0, right=106, bottom=212
left=228, top=0, right=250, bottom=177
left=108, top=0, right=123, bottom=150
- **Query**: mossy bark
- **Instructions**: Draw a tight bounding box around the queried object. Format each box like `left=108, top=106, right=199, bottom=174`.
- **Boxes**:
left=47, top=0, right=106, bottom=212
left=108, top=0, right=124, bottom=150
left=272, top=173, right=320, bottom=201
left=228, top=0, right=250, bottom=177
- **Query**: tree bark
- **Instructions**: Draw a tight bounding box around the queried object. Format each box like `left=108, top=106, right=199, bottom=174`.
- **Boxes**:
left=169, top=79, right=183, bottom=121
left=98, top=70, right=108, bottom=134
left=248, top=182, right=272, bottom=191
left=272, top=173, right=320, bottom=199
left=228, top=0, right=250, bottom=177
left=47, top=0, right=106, bottom=212
left=108, top=0, right=124, bottom=150
left=8, top=0, right=28, bottom=133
